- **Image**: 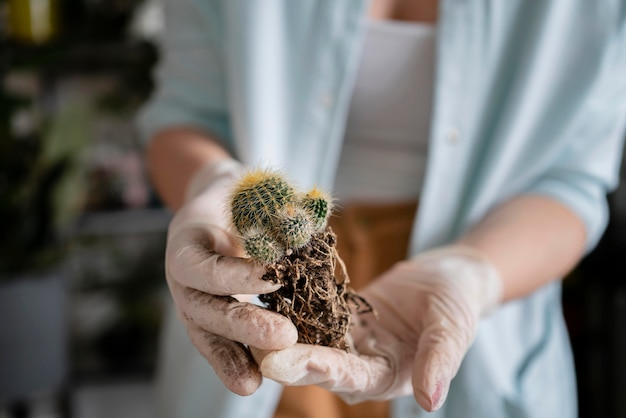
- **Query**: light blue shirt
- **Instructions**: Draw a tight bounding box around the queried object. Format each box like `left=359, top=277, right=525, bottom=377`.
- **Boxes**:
left=138, top=1, right=626, bottom=417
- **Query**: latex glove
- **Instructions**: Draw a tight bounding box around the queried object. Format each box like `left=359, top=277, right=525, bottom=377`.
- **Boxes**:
left=255, top=245, right=502, bottom=411
left=166, top=159, right=298, bottom=396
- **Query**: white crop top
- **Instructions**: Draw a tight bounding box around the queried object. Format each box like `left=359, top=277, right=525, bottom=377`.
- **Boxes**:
left=333, top=19, right=437, bottom=204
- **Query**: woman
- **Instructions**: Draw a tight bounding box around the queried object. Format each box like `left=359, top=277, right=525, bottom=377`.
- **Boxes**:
left=137, top=0, right=626, bottom=417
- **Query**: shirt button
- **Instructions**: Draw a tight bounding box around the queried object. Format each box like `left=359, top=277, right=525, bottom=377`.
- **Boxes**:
left=446, top=126, right=461, bottom=144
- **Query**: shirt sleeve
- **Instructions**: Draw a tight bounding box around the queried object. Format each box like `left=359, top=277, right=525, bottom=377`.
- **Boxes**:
left=135, top=0, right=232, bottom=149
left=527, top=19, right=626, bottom=251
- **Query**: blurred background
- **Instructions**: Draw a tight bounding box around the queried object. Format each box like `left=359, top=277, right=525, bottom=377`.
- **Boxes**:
left=1, top=0, right=165, bottom=417
left=0, top=1, right=625, bottom=417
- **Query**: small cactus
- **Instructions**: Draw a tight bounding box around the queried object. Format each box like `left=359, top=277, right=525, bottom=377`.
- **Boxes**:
left=229, top=168, right=332, bottom=264
left=274, top=204, right=314, bottom=250
left=230, top=169, right=295, bottom=235
left=242, top=228, right=284, bottom=265
left=300, top=186, right=333, bottom=232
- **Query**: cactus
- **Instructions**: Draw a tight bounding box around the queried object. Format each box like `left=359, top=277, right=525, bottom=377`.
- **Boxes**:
left=242, top=228, right=284, bottom=265
left=300, top=186, right=332, bottom=232
left=229, top=168, right=332, bottom=262
left=230, top=168, right=295, bottom=235
left=228, top=167, right=372, bottom=349
left=274, top=204, right=314, bottom=250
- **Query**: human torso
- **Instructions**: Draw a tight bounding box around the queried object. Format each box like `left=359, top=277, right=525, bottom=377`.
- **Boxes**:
left=333, top=19, right=436, bottom=204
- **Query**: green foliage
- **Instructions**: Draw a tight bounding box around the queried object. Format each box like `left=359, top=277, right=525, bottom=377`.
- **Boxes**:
left=229, top=168, right=332, bottom=265
left=0, top=91, right=88, bottom=279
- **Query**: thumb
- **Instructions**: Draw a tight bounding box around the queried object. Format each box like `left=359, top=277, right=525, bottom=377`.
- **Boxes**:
left=411, top=323, right=472, bottom=412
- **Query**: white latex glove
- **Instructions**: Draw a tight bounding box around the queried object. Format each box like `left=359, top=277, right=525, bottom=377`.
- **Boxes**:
left=166, top=159, right=298, bottom=396
left=254, top=245, right=503, bottom=411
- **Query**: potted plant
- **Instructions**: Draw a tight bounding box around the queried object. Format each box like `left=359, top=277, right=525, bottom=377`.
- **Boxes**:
left=0, top=87, right=88, bottom=410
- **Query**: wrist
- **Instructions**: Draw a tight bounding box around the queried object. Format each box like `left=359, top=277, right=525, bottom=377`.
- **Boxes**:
left=168, top=159, right=245, bottom=236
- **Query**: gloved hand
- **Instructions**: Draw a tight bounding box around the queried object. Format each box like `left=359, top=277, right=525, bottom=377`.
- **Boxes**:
left=165, top=159, right=298, bottom=396
left=254, top=245, right=503, bottom=411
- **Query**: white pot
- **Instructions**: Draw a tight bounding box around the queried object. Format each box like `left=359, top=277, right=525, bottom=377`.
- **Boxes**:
left=0, top=270, right=69, bottom=400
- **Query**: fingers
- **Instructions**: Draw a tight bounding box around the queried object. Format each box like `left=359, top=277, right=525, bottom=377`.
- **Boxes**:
left=187, top=324, right=262, bottom=396
left=167, top=226, right=280, bottom=296
left=256, top=344, right=395, bottom=402
left=174, top=283, right=298, bottom=350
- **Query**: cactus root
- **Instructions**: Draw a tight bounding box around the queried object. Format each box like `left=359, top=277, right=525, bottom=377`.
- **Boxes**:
left=259, top=227, right=372, bottom=350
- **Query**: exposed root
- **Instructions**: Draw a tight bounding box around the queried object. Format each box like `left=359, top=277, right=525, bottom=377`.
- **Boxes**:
left=260, top=227, right=372, bottom=350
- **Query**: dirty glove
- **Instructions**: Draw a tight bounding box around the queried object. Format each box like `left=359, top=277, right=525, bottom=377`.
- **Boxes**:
left=166, top=159, right=298, bottom=396
left=255, top=245, right=502, bottom=411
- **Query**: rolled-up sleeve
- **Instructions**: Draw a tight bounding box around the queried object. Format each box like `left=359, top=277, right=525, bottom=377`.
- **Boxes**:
left=528, top=21, right=626, bottom=251
left=136, top=0, right=232, bottom=148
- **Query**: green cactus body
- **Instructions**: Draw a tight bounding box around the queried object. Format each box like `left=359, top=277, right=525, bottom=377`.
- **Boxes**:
left=230, top=169, right=334, bottom=264
left=273, top=204, right=314, bottom=250
left=243, top=228, right=284, bottom=265
left=301, top=187, right=332, bottom=232
left=230, top=169, right=295, bottom=234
